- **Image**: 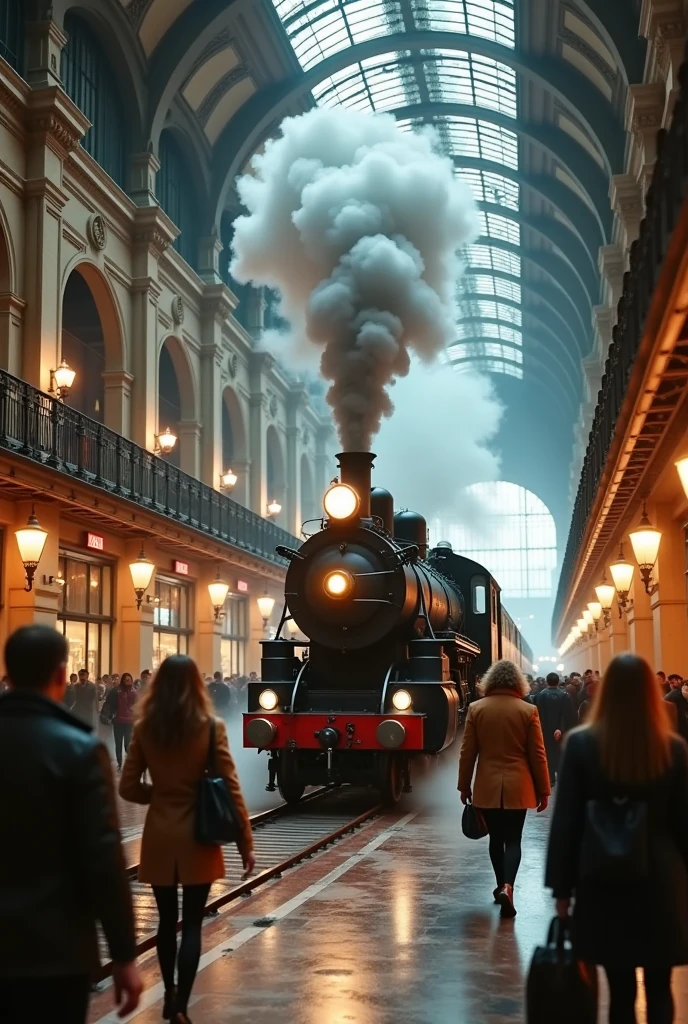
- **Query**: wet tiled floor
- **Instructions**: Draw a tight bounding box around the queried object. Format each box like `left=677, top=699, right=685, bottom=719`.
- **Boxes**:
left=90, top=764, right=688, bottom=1024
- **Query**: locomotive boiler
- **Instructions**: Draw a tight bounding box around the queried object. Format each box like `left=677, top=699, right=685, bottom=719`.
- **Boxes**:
left=243, top=451, right=480, bottom=803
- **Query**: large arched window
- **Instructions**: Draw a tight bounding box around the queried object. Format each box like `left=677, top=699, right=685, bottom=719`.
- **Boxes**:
left=0, top=0, right=24, bottom=71
left=430, top=482, right=557, bottom=599
left=158, top=130, right=199, bottom=267
left=61, top=13, right=127, bottom=187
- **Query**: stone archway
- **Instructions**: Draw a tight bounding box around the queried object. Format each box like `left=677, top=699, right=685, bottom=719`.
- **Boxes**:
left=61, top=263, right=126, bottom=428
left=266, top=424, right=286, bottom=526
left=158, top=335, right=199, bottom=473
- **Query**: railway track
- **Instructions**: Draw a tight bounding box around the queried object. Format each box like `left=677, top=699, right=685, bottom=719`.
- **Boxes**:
left=97, top=787, right=381, bottom=979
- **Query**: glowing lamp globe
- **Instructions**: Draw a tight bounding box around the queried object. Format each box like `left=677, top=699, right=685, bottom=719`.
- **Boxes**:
left=52, top=359, right=76, bottom=396
left=266, top=498, right=282, bottom=518
left=208, top=570, right=230, bottom=620
left=129, top=549, right=155, bottom=609
left=257, top=593, right=275, bottom=623
left=323, top=483, right=359, bottom=520
left=221, top=469, right=237, bottom=490
left=676, top=457, right=688, bottom=500
left=595, top=581, right=615, bottom=611
left=629, top=507, right=661, bottom=571
left=15, top=506, right=48, bottom=592
left=156, top=428, right=177, bottom=455
left=582, top=609, right=593, bottom=626
left=587, top=601, right=602, bottom=621
left=610, top=547, right=634, bottom=595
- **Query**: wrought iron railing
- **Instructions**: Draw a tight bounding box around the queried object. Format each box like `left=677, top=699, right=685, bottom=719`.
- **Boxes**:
left=0, top=368, right=299, bottom=566
left=553, top=47, right=688, bottom=632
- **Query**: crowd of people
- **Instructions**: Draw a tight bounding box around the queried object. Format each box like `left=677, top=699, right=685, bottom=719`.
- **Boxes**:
left=2, top=621, right=688, bottom=1023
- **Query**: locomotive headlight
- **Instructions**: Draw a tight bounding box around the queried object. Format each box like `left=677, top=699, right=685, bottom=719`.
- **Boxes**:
left=258, top=689, right=279, bottom=711
left=323, top=483, right=359, bottom=520
left=392, top=690, right=412, bottom=711
left=324, top=570, right=353, bottom=598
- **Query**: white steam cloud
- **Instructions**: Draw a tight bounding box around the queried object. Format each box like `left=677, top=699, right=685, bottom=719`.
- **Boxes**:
left=373, top=359, right=503, bottom=525
left=230, top=107, right=479, bottom=450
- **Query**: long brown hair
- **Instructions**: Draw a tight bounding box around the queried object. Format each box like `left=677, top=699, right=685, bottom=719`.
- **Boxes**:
left=589, top=653, right=672, bottom=784
left=136, top=655, right=213, bottom=748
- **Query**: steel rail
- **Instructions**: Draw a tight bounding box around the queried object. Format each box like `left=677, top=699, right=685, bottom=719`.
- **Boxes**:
left=99, top=795, right=381, bottom=980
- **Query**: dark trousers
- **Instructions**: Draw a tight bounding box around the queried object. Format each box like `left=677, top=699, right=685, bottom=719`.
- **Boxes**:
left=152, top=883, right=211, bottom=1015
left=113, top=722, right=132, bottom=766
left=481, top=808, right=527, bottom=888
left=605, top=967, right=673, bottom=1024
left=544, top=742, right=560, bottom=785
left=0, top=974, right=90, bottom=1024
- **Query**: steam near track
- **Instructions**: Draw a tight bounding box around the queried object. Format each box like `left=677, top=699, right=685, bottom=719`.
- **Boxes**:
left=230, top=107, right=479, bottom=450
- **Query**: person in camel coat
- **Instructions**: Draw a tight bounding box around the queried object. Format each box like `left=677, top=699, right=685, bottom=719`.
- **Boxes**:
left=458, top=658, right=551, bottom=919
left=120, top=655, right=254, bottom=1024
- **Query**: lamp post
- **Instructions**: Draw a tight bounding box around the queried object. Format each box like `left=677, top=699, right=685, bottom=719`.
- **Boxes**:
left=14, top=506, right=48, bottom=592
left=129, top=548, right=155, bottom=610
left=257, top=590, right=275, bottom=632
left=628, top=504, right=662, bottom=595
left=609, top=544, right=634, bottom=614
left=208, top=568, right=230, bottom=621
left=49, top=359, right=76, bottom=400
left=154, top=428, right=177, bottom=456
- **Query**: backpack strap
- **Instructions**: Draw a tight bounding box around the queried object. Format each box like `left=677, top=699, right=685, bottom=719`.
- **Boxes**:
left=205, top=718, right=217, bottom=776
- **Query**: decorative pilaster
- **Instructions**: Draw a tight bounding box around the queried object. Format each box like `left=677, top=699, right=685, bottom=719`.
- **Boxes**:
left=129, top=148, right=160, bottom=208
left=592, top=305, right=615, bottom=363
left=198, top=232, right=224, bottom=285
left=248, top=351, right=274, bottom=515
left=626, top=82, right=667, bottom=196
left=102, top=370, right=134, bottom=437
left=650, top=504, right=688, bottom=673
left=200, top=284, right=235, bottom=487
left=177, top=420, right=202, bottom=479
left=25, top=20, right=68, bottom=90
left=598, top=244, right=625, bottom=310
left=0, top=294, right=26, bottom=378
left=245, top=287, right=266, bottom=341
left=611, top=173, right=645, bottom=254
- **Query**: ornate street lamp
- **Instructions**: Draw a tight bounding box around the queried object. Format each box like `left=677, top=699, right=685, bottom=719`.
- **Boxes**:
left=266, top=498, right=282, bottom=518
left=129, top=548, right=155, bottom=610
left=582, top=609, right=594, bottom=631
left=208, top=568, right=230, bottom=621
left=257, top=589, right=275, bottom=629
left=15, top=506, right=48, bottom=592
left=154, top=428, right=177, bottom=456
left=220, top=468, right=237, bottom=491
left=609, top=543, right=634, bottom=614
left=595, top=573, right=615, bottom=627
left=628, top=504, right=662, bottom=595
left=49, top=359, right=76, bottom=400
left=587, top=601, right=602, bottom=631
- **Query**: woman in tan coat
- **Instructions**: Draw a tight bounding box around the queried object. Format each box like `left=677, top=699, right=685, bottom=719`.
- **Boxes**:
left=458, top=659, right=550, bottom=919
left=120, top=655, right=254, bottom=1024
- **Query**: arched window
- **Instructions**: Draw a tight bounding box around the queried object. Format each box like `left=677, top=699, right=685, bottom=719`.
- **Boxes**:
left=61, top=14, right=127, bottom=187
left=158, top=130, right=199, bottom=267
left=0, top=0, right=24, bottom=71
left=429, top=482, right=557, bottom=599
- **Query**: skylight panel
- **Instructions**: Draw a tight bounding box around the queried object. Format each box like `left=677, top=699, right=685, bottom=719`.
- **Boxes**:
left=475, top=210, right=520, bottom=245
left=464, top=0, right=515, bottom=47
left=456, top=168, right=519, bottom=210
left=440, top=118, right=518, bottom=168
left=464, top=273, right=522, bottom=302
left=467, top=243, right=521, bottom=276
left=452, top=358, right=523, bottom=379
left=455, top=322, right=522, bottom=344
left=313, top=53, right=417, bottom=113
left=426, top=52, right=516, bottom=117
left=277, top=1, right=402, bottom=71
left=459, top=299, right=521, bottom=325
left=452, top=341, right=523, bottom=363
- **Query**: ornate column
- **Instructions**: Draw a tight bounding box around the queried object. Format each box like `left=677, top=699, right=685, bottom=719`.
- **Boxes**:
left=177, top=420, right=201, bottom=479
left=23, top=87, right=89, bottom=391
left=115, top=541, right=154, bottom=674
left=598, top=624, right=611, bottom=673
left=25, top=19, right=66, bottom=89
left=286, top=385, right=308, bottom=534
left=627, top=576, right=655, bottom=665
left=598, top=244, right=625, bottom=311
left=198, top=232, right=224, bottom=286
left=200, top=285, right=235, bottom=488
left=245, top=287, right=266, bottom=342
left=608, top=596, right=629, bottom=658
left=626, top=82, right=667, bottom=198
left=102, top=371, right=133, bottom=437
left=195, top=565, right=223, bottom=676
left=0, top=295, right=26, bottom=378
left=130, top=206, right=178, bottom=450
left=650, top=505, right=688, bottom=673
left=248, top=352, right=273, bottom=515
left=129, top=149, right=160, bottom=209
left=610, top=173, right=645, bottom=256
left=640, top=0, right=687, bottom=104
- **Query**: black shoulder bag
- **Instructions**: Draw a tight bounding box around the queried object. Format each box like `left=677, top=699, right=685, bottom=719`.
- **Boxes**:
left=195, top=719, right=241, bottom=846
left=526, top=917, right=598, bottom=1023
left=461, top=799, right=488, bottom=840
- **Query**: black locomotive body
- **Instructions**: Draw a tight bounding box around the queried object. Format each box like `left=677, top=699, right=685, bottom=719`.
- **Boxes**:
left=244, top=451, right=529, bottom=803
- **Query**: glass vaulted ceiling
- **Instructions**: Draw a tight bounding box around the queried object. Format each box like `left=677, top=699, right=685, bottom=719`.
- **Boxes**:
left=272, top=0, right=522, bottom=379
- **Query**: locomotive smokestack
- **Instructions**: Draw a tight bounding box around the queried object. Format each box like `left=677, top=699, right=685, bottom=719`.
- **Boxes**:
left=336, top=452, right=375, bottom=519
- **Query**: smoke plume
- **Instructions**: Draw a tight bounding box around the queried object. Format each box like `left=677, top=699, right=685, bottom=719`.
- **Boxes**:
left=230, top=107, right=478, bottom=449
left=373, top=359, right=503, bottom=525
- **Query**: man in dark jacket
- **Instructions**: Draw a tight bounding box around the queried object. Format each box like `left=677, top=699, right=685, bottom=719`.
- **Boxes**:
left=0, top=625, right=141, bottom=1023
left=208, top=670, right=231, bottom=717
left=535, top=671, right=577, bottom=785
left=665, top=679, right=688, bottom=743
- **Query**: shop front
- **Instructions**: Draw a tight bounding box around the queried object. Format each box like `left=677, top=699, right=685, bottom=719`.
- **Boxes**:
left=58, top=548, right=114, bottom=678
left=153, top=573, right=193, bottom=668
left=220, top=593, right=248, bottom=677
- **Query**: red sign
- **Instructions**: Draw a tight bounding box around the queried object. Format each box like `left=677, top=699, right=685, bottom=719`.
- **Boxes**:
left=86, top=532, right=104, bottom=551
left=237, top=580, right=248, bottom=593
left=173, top=560, right=189, bottom=575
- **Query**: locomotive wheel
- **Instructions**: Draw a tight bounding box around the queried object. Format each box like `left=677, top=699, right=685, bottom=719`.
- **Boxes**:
left=277, top=751, right=305, bottom=805
left=377, top=752, right=403, bottom=806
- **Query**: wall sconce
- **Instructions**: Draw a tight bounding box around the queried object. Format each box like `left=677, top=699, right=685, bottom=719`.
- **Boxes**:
left=576, top=617, right=587, bottom=636
left=15, top=506, right=48, bottom=592
left=609, top=543, right=634, bottom=614
left=571, top=626, right=582, bottom=640
left=220, top=468, right=237, bottom=491
left=154, top=428, right=177, bottom=456
left=587, top=602, right=602, bottom=631
left=129, top=547, right=155, bottom=610
left=595, top=574, right=615, bottom=627
left=582, top=609, right=594, bottom=632
left=266, top=498, right=282, bottom=518
left=628, top=503, right=661, bottom=595
left=257, top=589, right=275, bottom=629
left=49, top=359, right=76, bottom=400
left=208, top=567, right=230, bottom=621
left=676, top=456, right=688, bottom=501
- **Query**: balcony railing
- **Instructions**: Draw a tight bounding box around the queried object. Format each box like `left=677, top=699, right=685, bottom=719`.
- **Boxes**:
left=0, top=368, right=299, bottom=566
left=553, top=46, right=688, bottom=632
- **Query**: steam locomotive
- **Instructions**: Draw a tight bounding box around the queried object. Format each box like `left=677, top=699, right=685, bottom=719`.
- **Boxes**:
left=243, top=452, right=532, bottom=803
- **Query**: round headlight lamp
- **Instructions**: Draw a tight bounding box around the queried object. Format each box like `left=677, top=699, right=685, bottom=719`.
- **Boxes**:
left=323, top=483, right=359, bottom=520
left=392, top=689, right=412, bottom=711
left=324, top=570, right=354, bottom=599
left=258, top=689, right=279, bottom=711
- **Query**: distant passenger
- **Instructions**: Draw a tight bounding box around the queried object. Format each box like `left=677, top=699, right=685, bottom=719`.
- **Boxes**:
left=120, top=655, right=255, bottom=1024
left=63, top=671, right=77, bottom=710
left=657, top=670, right=670, bottom=695
left=458, top=659, right=550, bottom=919
left=664, top=679, right=688, bottom=743
left=208, top=670, right=231, bottom=718
left=103, top=673, right=137, bottom=771
left=578, top=677, right=598, bottom=724
left=547, top=654, right=688, bottom=1024
left=535, top=673, right=577, bottom=785
left=668, top=673, right=684, bottom=690
left=0, top=625, right=141, bottom=1022
left=72, top=667, right=97, bottom=727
